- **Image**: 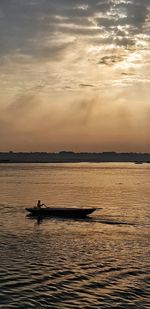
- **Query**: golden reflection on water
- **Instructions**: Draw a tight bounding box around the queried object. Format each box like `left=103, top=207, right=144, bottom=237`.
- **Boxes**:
left=0, top=163, right=149, bottom=308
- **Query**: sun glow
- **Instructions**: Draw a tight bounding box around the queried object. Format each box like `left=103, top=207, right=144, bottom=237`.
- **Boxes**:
left=0, top=0, right=149, bottom=152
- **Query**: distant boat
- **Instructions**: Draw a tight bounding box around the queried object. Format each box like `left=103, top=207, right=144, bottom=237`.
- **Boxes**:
left=134, top=161, right=143, bottom=164
left=26, top=207, right=98, bottom=218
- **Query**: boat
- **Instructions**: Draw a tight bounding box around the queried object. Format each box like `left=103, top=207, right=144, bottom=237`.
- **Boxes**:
left=134, top=161, right=143, bottom=164
left=26, top=207, right=97, bottom=218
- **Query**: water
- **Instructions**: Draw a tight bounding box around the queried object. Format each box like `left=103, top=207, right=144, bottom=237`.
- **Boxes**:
left=0, top=163, right=149, bottom=309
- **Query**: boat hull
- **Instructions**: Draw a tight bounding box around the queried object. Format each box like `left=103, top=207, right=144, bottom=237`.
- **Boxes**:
left=26, top=207, right=96, bottom=218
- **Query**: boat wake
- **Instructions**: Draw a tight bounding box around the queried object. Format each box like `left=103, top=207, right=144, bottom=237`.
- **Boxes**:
left=26, top=214, right=140, bottom=227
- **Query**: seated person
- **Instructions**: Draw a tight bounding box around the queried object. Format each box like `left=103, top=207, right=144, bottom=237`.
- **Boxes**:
left=37, top=200, right=46, bottom=208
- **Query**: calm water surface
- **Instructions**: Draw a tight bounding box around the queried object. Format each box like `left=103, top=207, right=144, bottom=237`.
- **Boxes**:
left=0, top=163, right=149, bottom=308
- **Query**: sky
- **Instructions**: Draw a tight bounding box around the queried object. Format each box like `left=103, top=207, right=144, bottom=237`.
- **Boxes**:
left=0, top=0, right=150, bottom=152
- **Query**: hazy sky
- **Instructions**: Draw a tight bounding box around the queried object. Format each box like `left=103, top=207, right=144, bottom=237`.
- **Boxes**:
left=0, top=0, right=150, bottom=152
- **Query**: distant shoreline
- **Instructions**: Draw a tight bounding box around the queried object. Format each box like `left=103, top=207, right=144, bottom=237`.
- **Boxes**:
left=0, top=152, right=150, bottom=163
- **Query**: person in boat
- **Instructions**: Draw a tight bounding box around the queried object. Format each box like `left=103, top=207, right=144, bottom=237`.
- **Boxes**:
left=36, top=200, right=47, bottom=208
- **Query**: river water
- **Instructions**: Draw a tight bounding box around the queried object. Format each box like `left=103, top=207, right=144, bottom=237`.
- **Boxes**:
left=0, top=163, right=149, bottom=308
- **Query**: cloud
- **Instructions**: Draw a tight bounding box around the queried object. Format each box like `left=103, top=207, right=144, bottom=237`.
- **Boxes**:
left=98, top=55, right=125, bottom=65
left=0, top=85, right=150, bottom=152
left=0, top=0, right=149, bottom=152
left=0, top=0, right=149, bottom=60
left=80, top=83, right=94, bottom=87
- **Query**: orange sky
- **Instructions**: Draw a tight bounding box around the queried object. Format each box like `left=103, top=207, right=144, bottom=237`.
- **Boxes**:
left=0, top=0, right=150, bottom=152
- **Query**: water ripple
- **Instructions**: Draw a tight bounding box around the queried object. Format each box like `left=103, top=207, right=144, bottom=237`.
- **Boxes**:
left=0, top=163, right=150, bottom=308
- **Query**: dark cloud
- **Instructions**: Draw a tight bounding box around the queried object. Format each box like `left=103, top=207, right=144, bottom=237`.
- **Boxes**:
left=0, top=0, right=149, bottom=60
left=98, top=55, right=125, bottom=66
left=80, top=83, right=94, bottom=87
